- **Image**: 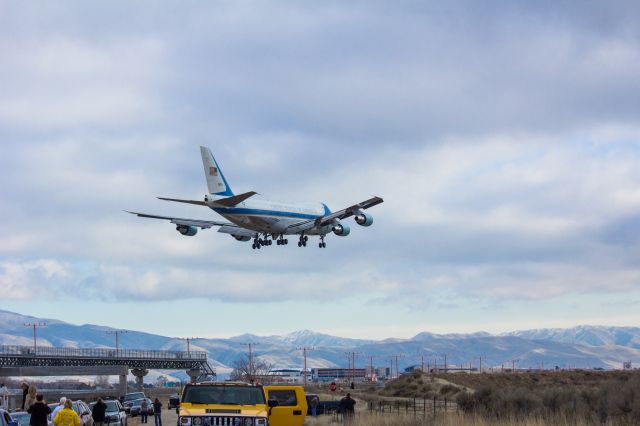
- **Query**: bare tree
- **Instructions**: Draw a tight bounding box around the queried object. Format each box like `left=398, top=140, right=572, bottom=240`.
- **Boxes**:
left=229, top=354, right=275, bottom=384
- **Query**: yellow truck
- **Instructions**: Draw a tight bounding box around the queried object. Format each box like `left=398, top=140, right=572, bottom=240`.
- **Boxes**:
left=177, top=382, right=307, bottom=426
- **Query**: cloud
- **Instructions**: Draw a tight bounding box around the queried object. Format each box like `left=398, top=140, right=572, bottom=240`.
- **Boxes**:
left=1, top=1, right=640, bottom=324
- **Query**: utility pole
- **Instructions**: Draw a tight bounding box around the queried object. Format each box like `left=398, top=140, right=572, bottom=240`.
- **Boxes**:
left=243, top=343, right=258, bottom=383
left=344, top=352, right=361, bottom=385
left=390, top=357, right=393, bottom=379
left=442, top=354, right=448, bottom=373
left=296, top=347, right=314, bottom=387
left=479, top=356, right=485, bottom=374
left=367, top=355, right=378, bottom=381
left=178, top=337, right=198, bottom=356
left=106, top=330, right=128, bottom=355
left=390, top=354, right=404, bottom=378
left=511, top=359, right=519, bottom=373
left=24, top=322, right=46, bottom=353
left=421, top=354, right=424, bottom=372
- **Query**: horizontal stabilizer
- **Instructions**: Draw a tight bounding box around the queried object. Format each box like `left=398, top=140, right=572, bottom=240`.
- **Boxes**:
left=157, top=197, right=207, bottom=206
left=124, top=211, right=229, bottom=229
left=211, top=191, right=258, bottom=207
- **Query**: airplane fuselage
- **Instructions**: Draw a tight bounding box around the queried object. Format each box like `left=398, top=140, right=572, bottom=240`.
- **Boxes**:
left=211, top=197, right=332, bottom=235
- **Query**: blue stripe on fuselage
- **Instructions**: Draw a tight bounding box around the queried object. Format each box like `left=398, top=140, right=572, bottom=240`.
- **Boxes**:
left=213, top=207, right=321, bottom=220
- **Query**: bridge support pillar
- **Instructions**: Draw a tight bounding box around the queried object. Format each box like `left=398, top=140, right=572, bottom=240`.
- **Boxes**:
left=186, top=369, right=201, bottom=383
left=131, top=368, right=149, bottom=391
left=119, top=373, right=128, bottom=395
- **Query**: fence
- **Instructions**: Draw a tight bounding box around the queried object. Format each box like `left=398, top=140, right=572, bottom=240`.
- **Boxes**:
left=317, top=396, right=457, bottom=424
left=0, top=345, right=206, bottom=360
left=367, top=397, right=458, bottom=417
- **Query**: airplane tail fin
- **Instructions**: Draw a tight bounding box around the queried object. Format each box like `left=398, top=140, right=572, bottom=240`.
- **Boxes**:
left=200, top=146, right=234, bottom=196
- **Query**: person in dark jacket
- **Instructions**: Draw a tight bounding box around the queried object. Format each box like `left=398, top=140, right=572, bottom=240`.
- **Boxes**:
left=92, top=398, right=107, bottom=426
left=27, top=394, right=51, bottom=426
left=339, top=393, right=356, bottom=421
left=21, top=383, right=29, bottom=410
left=152, top=398, right=162, bottom=426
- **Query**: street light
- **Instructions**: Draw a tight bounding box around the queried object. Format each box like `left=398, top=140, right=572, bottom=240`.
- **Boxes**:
left=178, top=337, right=198, bottom=356
left=106, top=330, right=128, bottom=354
left=23, top=322, right=46, bottom=353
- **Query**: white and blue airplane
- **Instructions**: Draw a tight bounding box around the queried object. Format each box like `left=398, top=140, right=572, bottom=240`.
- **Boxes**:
left=127, top=146, right=383, bottom=249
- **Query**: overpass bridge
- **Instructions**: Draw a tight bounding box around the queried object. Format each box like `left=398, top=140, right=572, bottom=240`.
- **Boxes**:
left=0, top=345, right=216, bottom=393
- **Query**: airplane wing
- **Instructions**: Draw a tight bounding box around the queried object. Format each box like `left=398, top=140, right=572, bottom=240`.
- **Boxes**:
left=316, top=196, right=383, bottom=226
left=285, top=196, right=384, bottom=234
left=157, top=191, right=258, bottom=207
left=125, top=211, right=233, bottom=229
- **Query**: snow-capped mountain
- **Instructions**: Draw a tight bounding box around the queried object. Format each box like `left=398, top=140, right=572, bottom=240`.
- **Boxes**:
left=505, top=325, right=640, bottom=349
left=1, top=309, right=638, bottom=375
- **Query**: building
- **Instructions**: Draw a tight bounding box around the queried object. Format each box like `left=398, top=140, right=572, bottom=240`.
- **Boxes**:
left=266, top=369, right=306, bottom=384
left=311, top=368, right=367, bottom=382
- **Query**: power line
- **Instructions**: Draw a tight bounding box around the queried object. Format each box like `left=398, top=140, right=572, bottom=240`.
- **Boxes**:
left=344, top=352, right=361, bottom=384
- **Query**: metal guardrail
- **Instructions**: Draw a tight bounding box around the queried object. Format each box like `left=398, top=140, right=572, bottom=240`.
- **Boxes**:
left=0, top=345, right=206, bottom=360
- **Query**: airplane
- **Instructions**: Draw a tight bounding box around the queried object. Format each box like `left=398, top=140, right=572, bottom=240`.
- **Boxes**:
left=127, top=146, right=383, bottom=249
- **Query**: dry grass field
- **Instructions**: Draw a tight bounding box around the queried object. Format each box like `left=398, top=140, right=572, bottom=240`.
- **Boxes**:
left=141, top=370, right=640, bottom=425
left=319, top=369, right=640, bottom=426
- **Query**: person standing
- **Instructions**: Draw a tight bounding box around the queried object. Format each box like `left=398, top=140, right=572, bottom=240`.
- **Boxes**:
left=92, top=398, right=107, bottom=426
left=140, top=399, right=149, bottom=423
left=21, top=383, right=29, bottom=410
left=310, top=395, right=319, bottom=417
left=339, top=393, right=356, bottom=423
left=54, top=400, right=80, bottom=426
left=27, top=394, right=51, bottom=426
left=51, top=398, right=67, bottom=423
left=152, top=398, right=162, bottom=426
left=0, top=383, right=9, bottom=409
left=25, top=385, right=37, bottom=409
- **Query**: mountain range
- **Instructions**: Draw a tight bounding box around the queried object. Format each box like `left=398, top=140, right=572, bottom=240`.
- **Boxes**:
left=1, top=310, right=639, bottom=379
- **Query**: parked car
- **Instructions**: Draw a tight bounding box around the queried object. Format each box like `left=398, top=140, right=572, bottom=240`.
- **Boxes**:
left=8, top=412, right=30, bottom=426
left=89, top=400, right=127, bottom=426
left=167, top=394, right=180, bottom=410
left=129, top=398, right=153, bottom=417
left=1, top=409, right=19, bottom=426
left=48, top=400, right=94, bottom=426
left=304, top=394, right=341, bottom=415
left=121, top=392, right=146, bottom=415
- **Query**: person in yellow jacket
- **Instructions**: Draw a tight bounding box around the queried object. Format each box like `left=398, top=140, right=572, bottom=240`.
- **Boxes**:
left=54, top=400, right=80, bottom=426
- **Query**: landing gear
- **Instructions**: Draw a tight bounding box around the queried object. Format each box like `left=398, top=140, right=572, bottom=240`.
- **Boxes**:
left=298, top=234, right=308, bottom=247
left=319, top=236, right=326, bottom=248
left=276, top=235, right=288, bottom=245
left=253, top=236, right=268, bottom=249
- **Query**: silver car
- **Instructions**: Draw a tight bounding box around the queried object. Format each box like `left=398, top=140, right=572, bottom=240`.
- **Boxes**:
left=89, top=400, right=127, bottom=426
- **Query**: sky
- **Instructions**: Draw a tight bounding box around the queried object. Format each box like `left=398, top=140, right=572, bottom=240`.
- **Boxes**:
left=1, top=1, right=640, bottom=340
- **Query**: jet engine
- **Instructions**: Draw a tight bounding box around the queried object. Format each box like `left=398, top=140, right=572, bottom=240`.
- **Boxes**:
left=176, top=225, right=198, bottom=236
left=355, top=212, right=373, bottom=226
left=332, top=223, right=351, bottom=236
left=233, top=235, right=251, bottom=242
